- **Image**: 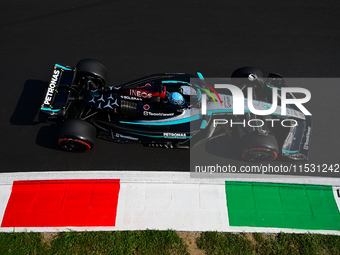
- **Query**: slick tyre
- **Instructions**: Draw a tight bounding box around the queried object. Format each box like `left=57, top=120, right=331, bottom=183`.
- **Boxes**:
left=241, top=132, right=279, bottom=162
left=231, top=67, right=263, bottom=80
left=76, top=59, right=107, bottom=88
left=58, top=119, right=96, bottom=152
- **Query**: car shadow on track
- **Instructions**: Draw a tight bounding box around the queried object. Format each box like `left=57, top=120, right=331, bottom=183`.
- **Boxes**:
left=206, top=133, right=241, bottom=160
left=35, top=123, right=62, bottom=151
left=10, top=79, right=47, bottom=125
left=191, top=133, right=243, bottom=163
left=10, top=79, right=62, bottom=151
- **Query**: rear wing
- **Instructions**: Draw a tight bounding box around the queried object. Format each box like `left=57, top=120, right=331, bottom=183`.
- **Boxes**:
left=40, top=64, right=76, bottom=116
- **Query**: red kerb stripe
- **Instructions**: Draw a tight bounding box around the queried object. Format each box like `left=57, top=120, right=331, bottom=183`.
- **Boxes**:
left=1, top=179, right=120, bottom=227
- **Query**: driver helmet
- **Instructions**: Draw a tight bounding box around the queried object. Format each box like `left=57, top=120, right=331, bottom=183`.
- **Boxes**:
left=168, top=92, right=185, bottom=105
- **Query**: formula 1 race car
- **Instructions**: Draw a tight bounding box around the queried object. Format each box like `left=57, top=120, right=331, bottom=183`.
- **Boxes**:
left=40, top=59, right=312, bottom=162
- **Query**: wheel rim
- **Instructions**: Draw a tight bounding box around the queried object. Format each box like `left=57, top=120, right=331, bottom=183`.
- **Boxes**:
left=58, top=138, right=92, bottom=152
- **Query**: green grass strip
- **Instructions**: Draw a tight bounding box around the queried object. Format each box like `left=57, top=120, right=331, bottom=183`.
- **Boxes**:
left=196, top=232, right=340, bottom=255
left=1, top=231, right=340, bottom=255
left=0, top=230, right=188, bottom=255
left=0, top=232, right=46, bottom=255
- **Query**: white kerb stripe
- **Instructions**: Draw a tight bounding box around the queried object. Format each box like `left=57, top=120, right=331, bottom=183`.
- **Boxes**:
left=0, top=184, right=12, bottom=226
left=115, top=182, right=228, bottom=231
left=333, top=187, right=340, bottom=213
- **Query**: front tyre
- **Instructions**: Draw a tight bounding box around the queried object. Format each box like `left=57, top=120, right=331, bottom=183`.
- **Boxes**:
left=58, top=119, right=96, bottom=152
left=241, top=132, right=279, bottom=162
left=231, top=67, right=263, bottom=80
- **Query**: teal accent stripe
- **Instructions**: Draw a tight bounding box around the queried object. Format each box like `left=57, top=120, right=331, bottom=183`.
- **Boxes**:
left=200, top=120, right=207, bottom=129
left=282, top=150, right=299, bottom=153
left=125, top=131, right=163, bottom=138
left=120, top=114, right=201, bottom=126
left=197, top=72, right=204, bottom=80
left=207, top=109, right=232, bottom=115
left=162, top=80, right=188, bottom=84
left=196, top=87, right=202, bottom=101
left=55, top=64, right=72, bottom=71
left=41, top=107, right=61, bottom=112
left=267, top=84, right=281, bottom=90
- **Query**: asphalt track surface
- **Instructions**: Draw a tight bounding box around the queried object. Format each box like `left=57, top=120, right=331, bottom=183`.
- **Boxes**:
left=1, top=0, right=340, bottom=173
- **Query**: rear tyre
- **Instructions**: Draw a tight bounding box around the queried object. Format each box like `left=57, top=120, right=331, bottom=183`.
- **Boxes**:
left=76, top=59, right=107, bottom=89
left=58, top=119, right=96, bottom=152
left=241, top=132, right=279, bottom=162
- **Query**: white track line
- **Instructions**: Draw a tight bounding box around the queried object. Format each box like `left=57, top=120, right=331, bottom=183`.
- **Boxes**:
left=0, top=171, right=339, bottom=185
left=0, top=185, right=12, bottom=227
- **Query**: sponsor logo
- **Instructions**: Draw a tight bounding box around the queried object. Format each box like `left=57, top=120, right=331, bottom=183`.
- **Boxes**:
left=226, top=96, right=232, bottom=108
left=303, top=126, right=311, bottom=150
left=121, top=95, right=142, bottom=101
left=116, top=133, right=139, bottom=141
left=143, top=111, right=175, bottom=117
left=164, top=132, right=187, bottom=139
left=130, top=89, right=152, bottom=98
left=43, top=69, right=60, bottom=105
left=143, top=104, right=150, bottom=111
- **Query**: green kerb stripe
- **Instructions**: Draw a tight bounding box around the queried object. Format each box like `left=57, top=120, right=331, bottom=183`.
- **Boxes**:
left=225, top=182, right=340, bottom=230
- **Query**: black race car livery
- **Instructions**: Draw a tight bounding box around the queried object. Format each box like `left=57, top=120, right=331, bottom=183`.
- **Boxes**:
left=40, top=59, right=312, bottom=162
